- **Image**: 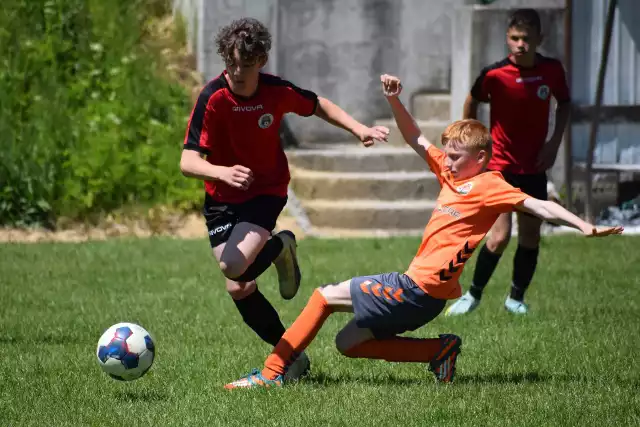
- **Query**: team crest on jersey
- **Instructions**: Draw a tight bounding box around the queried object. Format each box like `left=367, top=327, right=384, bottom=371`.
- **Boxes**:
left=258, top=113, right=274, bottom=129
left=537, top=85, right=550, bottom=100
left=456, top=182, right=473, bottom=195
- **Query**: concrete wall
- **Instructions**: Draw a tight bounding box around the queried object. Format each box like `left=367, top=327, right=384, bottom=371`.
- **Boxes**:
left=174, top=0, right=471, bottom=143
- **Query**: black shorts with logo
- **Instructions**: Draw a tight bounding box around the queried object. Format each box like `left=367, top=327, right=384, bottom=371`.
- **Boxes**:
left=202, top=194, right=288, bottom=248
left=498, top=172, right=548, bottom=201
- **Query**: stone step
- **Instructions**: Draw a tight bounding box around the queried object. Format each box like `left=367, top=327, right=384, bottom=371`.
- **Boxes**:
left=310, top=227, right=424, bottom=238
left=290, top=168, right=440, bottom=201
left=286, top=146, right=427, bottom=172
left=412, top=93, right=451, bottom=122
left=374, top=119, right=449, bottom=147
left=302, top=199, right=437, bottom=229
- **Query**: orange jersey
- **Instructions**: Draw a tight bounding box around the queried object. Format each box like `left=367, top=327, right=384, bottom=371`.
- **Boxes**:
left=405, top=145, right=530, bottom=299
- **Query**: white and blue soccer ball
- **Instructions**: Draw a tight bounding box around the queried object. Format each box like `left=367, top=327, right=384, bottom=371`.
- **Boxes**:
left=96, top=322, right=155, bottom=381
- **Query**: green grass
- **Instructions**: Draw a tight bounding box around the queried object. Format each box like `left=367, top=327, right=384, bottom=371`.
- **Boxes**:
left=1, top=235, right=639, bottom=426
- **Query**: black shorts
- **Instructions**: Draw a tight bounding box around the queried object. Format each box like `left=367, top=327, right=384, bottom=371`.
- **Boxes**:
left=499, top=172, right=548, bottom=201
left=350, top=272, right=446, bottom=339
left=202, top=194, right=287, bottom=248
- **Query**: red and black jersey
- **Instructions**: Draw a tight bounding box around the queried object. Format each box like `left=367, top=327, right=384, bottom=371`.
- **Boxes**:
left=471, top=54, right=570, bottom=174
left=184, top=71, right=318, bottom=203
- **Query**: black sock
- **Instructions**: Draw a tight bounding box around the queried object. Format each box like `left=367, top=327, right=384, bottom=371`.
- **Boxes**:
left=469, top=244, right=503, bottom=300
left=233, top=288, right=286, bottom=346
left=231, top=235, right=283, bottom=282
left=510, top=245, right=539, bottom=301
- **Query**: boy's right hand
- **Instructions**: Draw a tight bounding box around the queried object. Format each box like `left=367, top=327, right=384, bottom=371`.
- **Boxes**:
left=220, top=165, right=253, bottom=191
left=581, top=224, right=624, bottom=237
left=380, top=74, right=403, bottom=97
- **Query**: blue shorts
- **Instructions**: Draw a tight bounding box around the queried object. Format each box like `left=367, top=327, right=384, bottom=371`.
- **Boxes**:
left=350, top=272, right=446, bottom=338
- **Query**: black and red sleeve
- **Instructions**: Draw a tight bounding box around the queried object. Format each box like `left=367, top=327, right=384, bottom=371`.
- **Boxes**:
left=470, top=59, right=509, bottom=103
left=550, top=60, right=571, bottom=104
left=183, top=77, right=225, bottom=155
left=470, top=68, right=492, bottom=103
left=260, top=74, right=318, bottom=117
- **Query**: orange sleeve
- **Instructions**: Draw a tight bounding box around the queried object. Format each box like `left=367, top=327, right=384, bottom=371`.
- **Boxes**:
left=426, top=145, right=446, bottom=183
left=484, top=175, right=530, bottom=213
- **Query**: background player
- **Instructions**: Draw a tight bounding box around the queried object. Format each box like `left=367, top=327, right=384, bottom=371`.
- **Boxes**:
left=180, top=18, right=389, bottom=380
left=447, top=9, right=572, bottom=315
left=223, top=74, right=621, bottom=389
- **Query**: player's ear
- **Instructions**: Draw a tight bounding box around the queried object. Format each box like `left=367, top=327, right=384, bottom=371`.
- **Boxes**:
left=258, top=54, right=268, bottom=69
left=476, top=149, right=487, bottom=164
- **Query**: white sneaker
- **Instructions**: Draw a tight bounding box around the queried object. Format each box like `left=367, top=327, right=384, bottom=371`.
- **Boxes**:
left=445, top=291, right=480, bottom=316
left=273, top=230, right=301, bottom=300
left=284, top=351, right=310, bottom=382
left=504, top=297, right=529, bottom=314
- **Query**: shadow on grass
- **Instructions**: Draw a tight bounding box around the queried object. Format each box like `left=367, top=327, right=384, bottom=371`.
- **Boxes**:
left=116, top=389, right=169, bottom=402
left=305, top=371, right=427, bottom=387
left=455, top=371, right=555, bottom=384
left=304, top=371, right=592, bottom=387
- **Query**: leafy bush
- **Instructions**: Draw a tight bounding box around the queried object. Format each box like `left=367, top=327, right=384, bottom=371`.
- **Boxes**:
left=0, top=0, right=200, bottom=227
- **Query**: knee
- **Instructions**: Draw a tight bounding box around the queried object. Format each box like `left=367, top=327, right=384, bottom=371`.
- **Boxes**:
left=219, top=259, right=248, bottom=280
left=486, top=231, right=511, bottom=253
left=226, top=279, right=256, bottom=300
left=335, top=329, right=355, bottom=357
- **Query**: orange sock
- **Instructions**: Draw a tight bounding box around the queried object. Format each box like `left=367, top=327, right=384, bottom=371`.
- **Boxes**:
left=343, top=337, right=442, bottom=363
left=262, top=289, right=333, bottom=379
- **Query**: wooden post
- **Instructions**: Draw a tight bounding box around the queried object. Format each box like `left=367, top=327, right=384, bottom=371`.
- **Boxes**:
left=585, top=0, right=617, bottom=222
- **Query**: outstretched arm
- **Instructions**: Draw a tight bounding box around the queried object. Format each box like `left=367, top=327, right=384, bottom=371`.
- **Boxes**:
left=517, top=198, right=623, bottom=237
left=314, top=97, right=389, bottom=147
left=380, top=74, right=433, bottom=162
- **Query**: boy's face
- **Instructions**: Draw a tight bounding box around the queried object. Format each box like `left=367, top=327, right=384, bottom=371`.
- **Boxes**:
left=443, top=141, right=488, bottom=181
left=225, top=48, right=266, bottom=94
left=506, top=25, right=541, bottom=59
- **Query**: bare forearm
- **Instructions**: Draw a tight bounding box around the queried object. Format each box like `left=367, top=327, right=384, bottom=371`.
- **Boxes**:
left=551, top=102, right=571, bottom=141
left=463, top=95, right=478, bottom=119
left=180, top=151, right=224, bottom=182
left=386, top=97, right=424, bottom=145
left=315, top=97, right=366, bottom=138
left=537, top=200, right=590, bottom=231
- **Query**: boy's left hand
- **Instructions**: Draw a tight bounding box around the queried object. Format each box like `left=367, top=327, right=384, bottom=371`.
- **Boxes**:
left=358, top=125, right=390, bottom=147
left=582, top=225, right=624, bottom=237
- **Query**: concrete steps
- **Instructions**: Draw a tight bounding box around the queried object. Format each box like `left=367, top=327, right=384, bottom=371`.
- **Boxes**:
left=286, top=145, right=426, bottom=172
left=290, top=168, right=440, bottom=201
left=303, top=199, right=437, bottom=230
left=413, top=93, right=451, bottom=121
left=284, top=93, right=451, bottom=237
left=374, top=119, right=449, bottom=146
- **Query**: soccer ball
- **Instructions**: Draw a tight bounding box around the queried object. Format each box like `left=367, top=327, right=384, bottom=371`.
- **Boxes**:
left=96, top=322, right=155, bottom=381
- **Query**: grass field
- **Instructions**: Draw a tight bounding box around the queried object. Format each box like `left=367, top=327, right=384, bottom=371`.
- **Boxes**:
left=1, top=235, right=639, bottom=426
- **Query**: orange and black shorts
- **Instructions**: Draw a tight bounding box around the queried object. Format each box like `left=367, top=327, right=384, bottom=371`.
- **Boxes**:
left=350, top=272, right=446, bottom=338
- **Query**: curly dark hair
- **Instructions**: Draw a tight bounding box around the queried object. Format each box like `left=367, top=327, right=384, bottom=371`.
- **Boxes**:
left=215, top=18, right=272, bottom=65
left=508, top=9, right=542, bottom=35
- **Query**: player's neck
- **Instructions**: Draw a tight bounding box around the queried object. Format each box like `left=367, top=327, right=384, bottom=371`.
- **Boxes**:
left=224, top=73, right=259, bottom=98
left=509, top=53, right=537, bottom=68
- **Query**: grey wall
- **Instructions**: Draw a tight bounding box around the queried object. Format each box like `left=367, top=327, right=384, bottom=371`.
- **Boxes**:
left=175, top=0, right=471, bottom=143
